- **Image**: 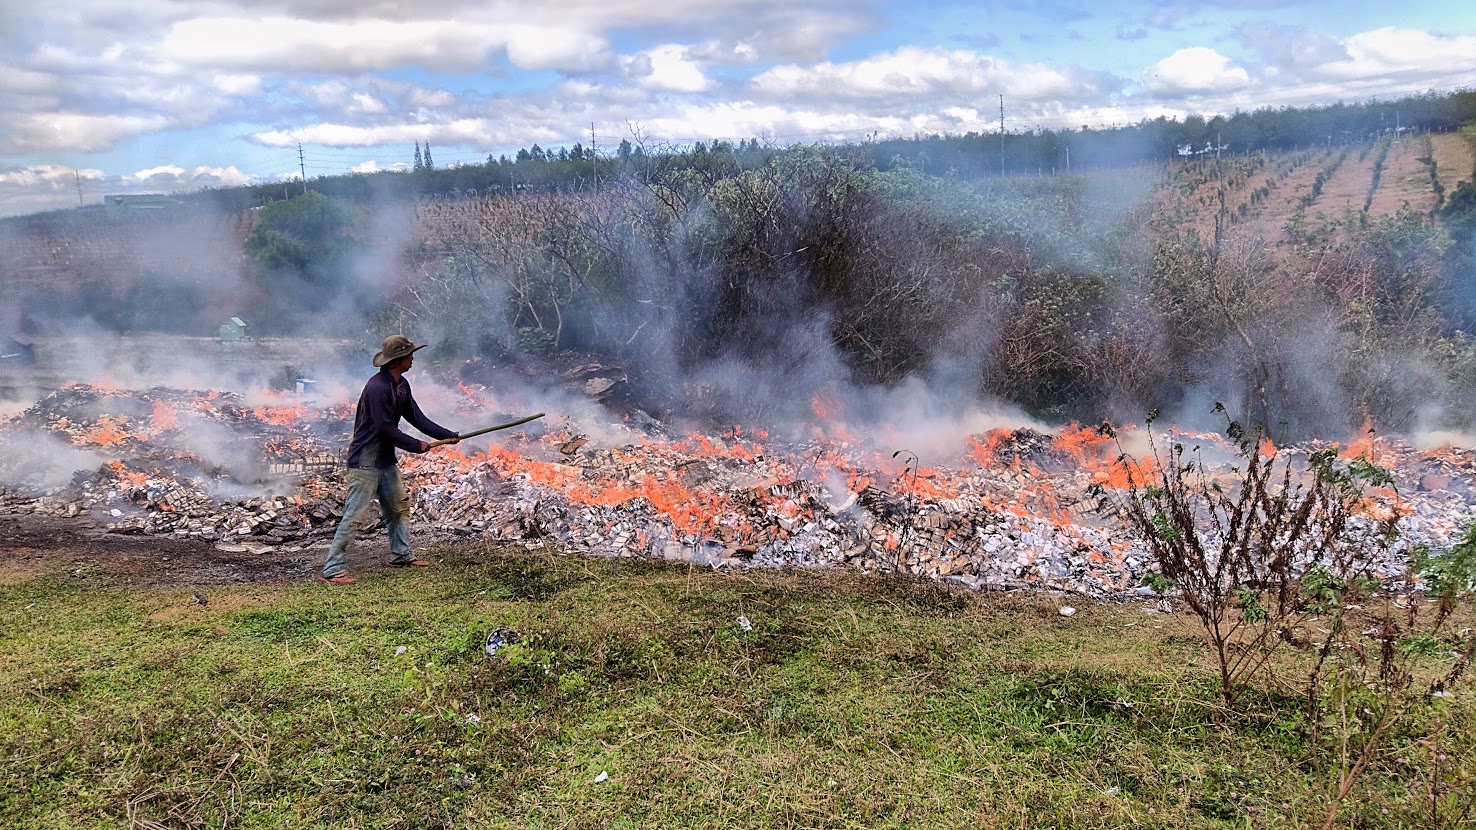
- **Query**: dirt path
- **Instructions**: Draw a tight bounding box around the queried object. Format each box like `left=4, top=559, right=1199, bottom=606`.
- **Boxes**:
left=0, top=511, right=497, bottom=590
left=0, top=514, right=322, bottom=588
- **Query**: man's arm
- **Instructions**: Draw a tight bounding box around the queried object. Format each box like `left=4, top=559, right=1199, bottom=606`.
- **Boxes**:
left=402, top=386, right=459, bottom=446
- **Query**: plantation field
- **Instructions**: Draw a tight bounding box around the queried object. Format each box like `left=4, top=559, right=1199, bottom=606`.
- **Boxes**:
left=1165, top=131, right=1474, bottom=245
left=2, top=530, right=1473, bottom=829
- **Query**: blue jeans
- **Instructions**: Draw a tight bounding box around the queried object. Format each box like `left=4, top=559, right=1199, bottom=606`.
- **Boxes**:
left=322, top=465, right=413, bottom=577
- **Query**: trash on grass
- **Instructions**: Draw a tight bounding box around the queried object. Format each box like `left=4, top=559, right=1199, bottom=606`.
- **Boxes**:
left=738, top=615, right=753, bottom=632
left=485, top=627, right=521, bottom=659
left=1059, top=606, right=1076, bottom=617
left=593, top=770, right=609, bottom=783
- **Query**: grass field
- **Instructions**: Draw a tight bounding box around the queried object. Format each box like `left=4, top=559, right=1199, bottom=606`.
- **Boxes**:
left=2, top=543, right=1473, bottom=829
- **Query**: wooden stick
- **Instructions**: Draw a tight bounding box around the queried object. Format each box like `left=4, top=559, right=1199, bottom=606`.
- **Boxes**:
left=428, top=413, right=545, bottom=447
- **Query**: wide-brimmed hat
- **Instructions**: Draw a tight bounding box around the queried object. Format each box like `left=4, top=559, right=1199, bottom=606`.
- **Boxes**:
left=372, top=334, right=427, bottom=367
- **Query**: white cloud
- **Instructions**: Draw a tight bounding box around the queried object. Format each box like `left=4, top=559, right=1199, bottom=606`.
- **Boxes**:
left=0, top=63, right=60, bottom=96
left=2, top=112, right=172, bottom=153
left=1318, top=27, right=1476, bottom=81
left=349, top=160, right=407, bottom=173
left=128, top=164, right=255, bottom=186
left=503, top=25, right=615, bottom=72
left=349, top=93, right=388, bottom=114
left=627, top=45, right=712, bottom=93
left=754, top=46, right=1118, bottom=106
left=253, top=119, right=534, bottom=148
left=407, top=88, right=456, bottom=108
left=1142, top=47, right=1250, bottom=94
left=160, top=16, right=614, bottom=74
left=0, top=164, right=103, bottom=187
left=212, top=73, right=262, bottom=96
left=128, top=164, right=186, bottom=181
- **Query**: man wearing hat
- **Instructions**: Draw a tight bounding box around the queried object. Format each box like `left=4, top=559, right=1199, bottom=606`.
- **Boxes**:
left=320, top=335, right=460, bottom=585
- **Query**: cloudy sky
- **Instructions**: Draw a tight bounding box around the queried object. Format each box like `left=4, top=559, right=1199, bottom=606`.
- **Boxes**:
left=2, top=0, right=1474, bottom=217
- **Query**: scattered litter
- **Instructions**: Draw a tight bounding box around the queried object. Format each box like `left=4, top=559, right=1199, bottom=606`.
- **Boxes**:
left=1103, top=787, right=1121, bottom=797
left=485, top=628, right=521, bottom=659
left=1432, top=690, right=1454, bottom=699
left=394, top=646, right=407, bottom=656
left=593, top=771, right=609, bottom=784
left=737, top=615, right=753, bottom=632
left=465, top=713, right=481, bottom=724
left=1059, top=606, right=1076, bottom=617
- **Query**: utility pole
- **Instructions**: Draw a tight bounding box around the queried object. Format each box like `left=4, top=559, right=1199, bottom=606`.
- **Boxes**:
left=297, top=143, right=308, bottom=194
left=1064, top=144, right=1070, bottom=174
left=74, top=170, right=83, bottom=206
left=999, top=95, right=1006, bottom=176
left=590, top=122, right=599, bottom=192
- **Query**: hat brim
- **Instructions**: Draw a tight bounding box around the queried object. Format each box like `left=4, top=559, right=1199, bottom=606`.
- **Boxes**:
left=372, top=342, right=427, bottom=367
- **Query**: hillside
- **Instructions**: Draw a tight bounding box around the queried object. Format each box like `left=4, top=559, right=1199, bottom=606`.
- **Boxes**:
left=4, top=132, right=1471, bottom=316
left=1165, top=131, right=1474, bottom=245
left=4, top=130, right=1476, bottom=437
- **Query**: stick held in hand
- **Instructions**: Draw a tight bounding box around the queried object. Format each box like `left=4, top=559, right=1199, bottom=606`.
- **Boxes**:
left=429, top=412, right=546, bottom=447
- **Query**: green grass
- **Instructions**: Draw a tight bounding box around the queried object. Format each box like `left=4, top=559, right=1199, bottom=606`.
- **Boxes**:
left=1, top=544, right=1472, bottom=828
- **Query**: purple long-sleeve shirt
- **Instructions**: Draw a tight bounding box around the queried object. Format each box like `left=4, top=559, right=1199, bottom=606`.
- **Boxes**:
left=344, top=368, right=458, bottom=469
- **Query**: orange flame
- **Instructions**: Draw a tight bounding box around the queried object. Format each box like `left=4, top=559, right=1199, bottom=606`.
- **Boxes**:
left=966, top=428, right=1012, bottom=467
left=1051, top=423, right=1114, bottom=465
left=150, top=400, right=180, bottom=432
left=82, top=416, right=134, bottom=446
left=253, top=402, right=309, bottom=425
left=1338, top=417, right=1382, bottom=462
left=105, top=459, right=151, bottom=488
left=810, top=386, right=842, bottom=422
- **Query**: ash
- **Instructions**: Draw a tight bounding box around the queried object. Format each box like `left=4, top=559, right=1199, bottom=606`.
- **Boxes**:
left=2, top=382, right=1473, bottom=600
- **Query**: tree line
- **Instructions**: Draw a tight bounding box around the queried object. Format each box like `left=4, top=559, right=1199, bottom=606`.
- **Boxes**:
left=177, top=89, right=1476, bottom=212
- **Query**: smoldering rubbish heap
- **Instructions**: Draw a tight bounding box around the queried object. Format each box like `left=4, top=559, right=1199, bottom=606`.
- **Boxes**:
left=1, top=377, right=1472, bottom=598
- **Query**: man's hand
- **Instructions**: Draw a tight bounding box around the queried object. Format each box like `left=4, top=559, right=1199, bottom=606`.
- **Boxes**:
left=447, top=434, right=462, bottom=444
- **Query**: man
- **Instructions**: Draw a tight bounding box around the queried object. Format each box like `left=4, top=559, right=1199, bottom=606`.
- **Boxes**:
left=320, top=334, right=460, bottom=585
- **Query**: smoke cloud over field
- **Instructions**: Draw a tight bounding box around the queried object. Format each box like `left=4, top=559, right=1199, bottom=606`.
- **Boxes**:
left=2, top=141, right=1471, bottom=471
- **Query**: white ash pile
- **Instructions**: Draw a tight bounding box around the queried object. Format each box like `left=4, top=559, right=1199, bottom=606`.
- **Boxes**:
left=0, top=383, right=351, bottom=549
left=397, top=419, right=1475, bottom=598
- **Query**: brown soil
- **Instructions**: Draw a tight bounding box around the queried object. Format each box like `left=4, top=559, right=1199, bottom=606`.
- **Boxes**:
left=1368, top=134, right=1438, bottom=216
left=1432, top=131, right=1475, bottom=193
left=1243, top=149, right=1331, bottom=241
left=0, top=513, right=321, bottom=588
left=1314, top=145, right=1374, bottom=217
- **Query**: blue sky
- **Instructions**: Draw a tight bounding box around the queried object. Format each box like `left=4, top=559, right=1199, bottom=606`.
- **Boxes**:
left=2, top=0, right=1474, bottom=216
